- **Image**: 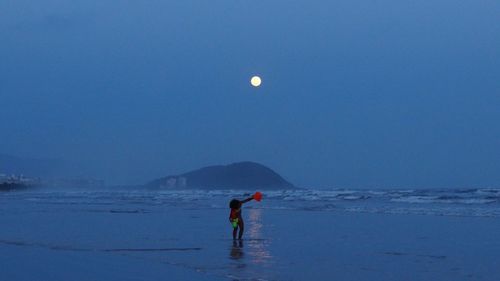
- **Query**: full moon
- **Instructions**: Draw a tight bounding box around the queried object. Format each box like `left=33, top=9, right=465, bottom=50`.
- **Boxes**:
left=250, top=76, right=262, bottom=87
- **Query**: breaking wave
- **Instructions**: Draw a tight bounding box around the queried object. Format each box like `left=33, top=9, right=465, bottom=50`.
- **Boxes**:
left=1, top=188, right=499, bottom=218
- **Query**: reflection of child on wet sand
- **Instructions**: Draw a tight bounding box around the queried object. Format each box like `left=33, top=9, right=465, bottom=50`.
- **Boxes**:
left=230, top=240, right=244, bottom=260
left=229, top=196, right=254, bottom=240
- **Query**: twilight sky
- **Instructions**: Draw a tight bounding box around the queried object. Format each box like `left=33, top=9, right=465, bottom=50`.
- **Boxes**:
left=1, top=0, right=499, bottom=187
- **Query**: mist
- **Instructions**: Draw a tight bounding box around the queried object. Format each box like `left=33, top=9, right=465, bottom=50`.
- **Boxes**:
left=1, top=0, right=499, bottom=187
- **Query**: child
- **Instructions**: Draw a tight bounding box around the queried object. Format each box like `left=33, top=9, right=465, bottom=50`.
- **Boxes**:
left=229, top=195, right=255, bottom=240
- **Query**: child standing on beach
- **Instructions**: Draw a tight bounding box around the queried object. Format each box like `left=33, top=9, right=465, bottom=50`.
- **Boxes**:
left=229, top=195, right=255, bottom=240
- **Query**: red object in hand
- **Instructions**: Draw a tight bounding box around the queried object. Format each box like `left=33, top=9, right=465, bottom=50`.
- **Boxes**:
left=253, top=191, right=263, bottom=202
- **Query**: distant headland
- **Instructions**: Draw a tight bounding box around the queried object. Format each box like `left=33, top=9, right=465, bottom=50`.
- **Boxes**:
left=147, top=161, right=295, bottom=190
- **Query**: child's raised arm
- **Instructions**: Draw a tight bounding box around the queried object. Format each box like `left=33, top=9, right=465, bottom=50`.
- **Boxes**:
left=241, top=196, right=254, bottom=204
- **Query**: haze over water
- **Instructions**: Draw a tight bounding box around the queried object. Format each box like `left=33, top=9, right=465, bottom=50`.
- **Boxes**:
left=1, top=0, right=499, bottom=188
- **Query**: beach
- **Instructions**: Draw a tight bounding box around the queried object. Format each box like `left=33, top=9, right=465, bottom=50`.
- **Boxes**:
left=1, top=189, right=499, bottom=281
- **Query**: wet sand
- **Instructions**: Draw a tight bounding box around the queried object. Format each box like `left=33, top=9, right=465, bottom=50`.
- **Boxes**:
left=1, top=192, right=500, bottom=280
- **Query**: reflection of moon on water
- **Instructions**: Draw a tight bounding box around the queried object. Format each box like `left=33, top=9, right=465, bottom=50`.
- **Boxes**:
left=227, top=208, right=273, bottom=280
left=247, top=208, right=272, bottom=264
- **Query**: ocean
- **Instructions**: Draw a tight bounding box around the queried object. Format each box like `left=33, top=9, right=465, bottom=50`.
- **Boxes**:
left=1, top=188, right=499, bottom=280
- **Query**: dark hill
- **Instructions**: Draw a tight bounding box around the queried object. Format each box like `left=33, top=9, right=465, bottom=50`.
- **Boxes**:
left=147, top=161, right=294, bottom=190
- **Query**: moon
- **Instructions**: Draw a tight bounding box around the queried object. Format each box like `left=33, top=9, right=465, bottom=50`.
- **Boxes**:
left=250, top=76, right=262, bottom=87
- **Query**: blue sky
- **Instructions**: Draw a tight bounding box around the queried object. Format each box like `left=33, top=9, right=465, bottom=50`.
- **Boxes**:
left=1, top=0, right=499, bottom=187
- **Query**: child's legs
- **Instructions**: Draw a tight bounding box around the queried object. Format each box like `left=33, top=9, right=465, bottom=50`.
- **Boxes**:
left=238, top=219, right=244, bottom=239
left=232, top=226, right=238, bottom=239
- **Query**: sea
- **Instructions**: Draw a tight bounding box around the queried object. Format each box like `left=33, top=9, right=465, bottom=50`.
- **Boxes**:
left=3, top=187, right=499, bottom=217
left=1, top=188, right=499, bottom=281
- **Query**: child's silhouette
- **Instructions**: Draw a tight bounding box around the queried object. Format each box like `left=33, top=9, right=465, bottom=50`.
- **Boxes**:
left=229, top=196, right=254, bottom=240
